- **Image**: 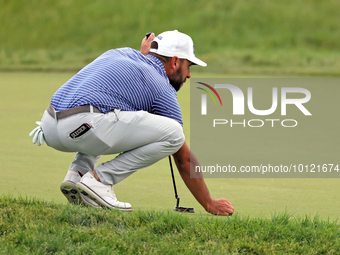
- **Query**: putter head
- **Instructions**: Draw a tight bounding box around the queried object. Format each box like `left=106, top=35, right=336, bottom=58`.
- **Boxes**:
left=174, top=206, right=195, bottom=213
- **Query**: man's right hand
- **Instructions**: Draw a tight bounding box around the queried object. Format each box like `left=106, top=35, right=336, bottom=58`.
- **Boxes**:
left=173, top=141, right=235, bottom=216
left=206, top=198, right=234, bottom=216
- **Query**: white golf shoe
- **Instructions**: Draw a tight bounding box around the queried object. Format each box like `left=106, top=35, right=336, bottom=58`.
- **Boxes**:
left=76, top=171, right=133, bottom=212
left=60, top=170, right=99, bottom=207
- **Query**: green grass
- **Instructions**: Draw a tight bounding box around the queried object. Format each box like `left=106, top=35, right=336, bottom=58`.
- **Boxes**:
left=2, top=0, right=340, bottom=51
left=2, top=48, right=340, bottom=76
left=1, top=0, right=340, bottom=75
left=1, top=196, right=339, bottom=254
left=1, top=1, right=340, bottom=252
left=1, top=72, right=340, bottom=222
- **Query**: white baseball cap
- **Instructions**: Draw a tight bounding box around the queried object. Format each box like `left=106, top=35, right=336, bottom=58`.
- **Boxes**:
left=149, top=30, right=207, bottom=67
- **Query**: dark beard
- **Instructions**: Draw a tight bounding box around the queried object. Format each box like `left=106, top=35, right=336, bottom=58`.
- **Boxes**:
left=169, top=78, right=182, bottom=91
left=168, top=68, right=183, bottom=91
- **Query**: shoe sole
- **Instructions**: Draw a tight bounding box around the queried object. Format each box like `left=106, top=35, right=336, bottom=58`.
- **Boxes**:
left=76, top=182, right=133, bottom=212
left=60, top=181, right=99, bottom=207
left=60, top=181, right=82, bottom=205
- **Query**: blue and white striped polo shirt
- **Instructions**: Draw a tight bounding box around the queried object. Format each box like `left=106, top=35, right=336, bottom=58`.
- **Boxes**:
left=51, top=47, right=183, bottom=125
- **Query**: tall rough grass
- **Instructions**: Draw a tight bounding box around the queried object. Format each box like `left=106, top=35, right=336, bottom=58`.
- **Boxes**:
left=0, top=0, right=340, bottom=75
left=1, top=196, right=339, bottom=254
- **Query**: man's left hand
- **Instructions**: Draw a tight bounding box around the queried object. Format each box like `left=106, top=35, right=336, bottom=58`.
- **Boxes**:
left=140, top=32, right=155, bottom=55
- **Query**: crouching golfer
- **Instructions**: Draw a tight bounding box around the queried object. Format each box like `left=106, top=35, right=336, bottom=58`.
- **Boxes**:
left=29, top=30, right=234, bottom=216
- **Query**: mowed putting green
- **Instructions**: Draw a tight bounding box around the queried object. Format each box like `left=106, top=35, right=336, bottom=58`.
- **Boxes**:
left=1, top=72, right=339, bottom=220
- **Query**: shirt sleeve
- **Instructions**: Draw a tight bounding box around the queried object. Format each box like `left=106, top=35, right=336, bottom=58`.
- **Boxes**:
left=152, top=90, right=183, bottom=126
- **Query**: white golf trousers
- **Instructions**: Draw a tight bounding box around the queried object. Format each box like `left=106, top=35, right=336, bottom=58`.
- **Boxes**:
left=40, top=109, right=185, bottom=185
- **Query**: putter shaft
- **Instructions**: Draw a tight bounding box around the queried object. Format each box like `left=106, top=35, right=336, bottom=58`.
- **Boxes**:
left=168, top=156, right=180, bottom=207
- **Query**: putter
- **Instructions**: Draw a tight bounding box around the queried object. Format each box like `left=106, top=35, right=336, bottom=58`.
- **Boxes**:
left=168, top=156, right=195, bottom=213
left=147, top=30, right=194, bottom=213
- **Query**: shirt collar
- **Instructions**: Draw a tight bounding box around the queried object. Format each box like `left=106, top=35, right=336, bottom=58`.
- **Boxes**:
left=145, top=54, right=167, bottom=78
